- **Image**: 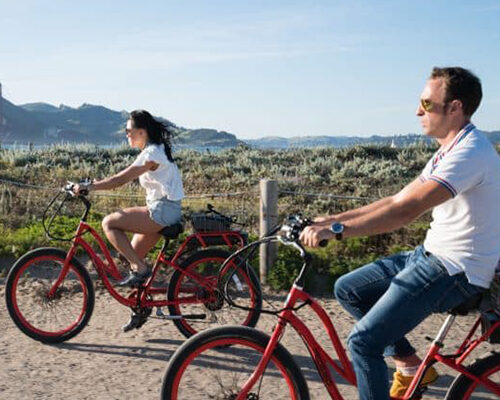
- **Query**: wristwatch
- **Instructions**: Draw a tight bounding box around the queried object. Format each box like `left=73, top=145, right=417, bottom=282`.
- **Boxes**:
left=330, top=222, right=345, bottom=240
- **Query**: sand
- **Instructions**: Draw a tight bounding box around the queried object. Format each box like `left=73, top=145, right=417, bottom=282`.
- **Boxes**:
left=0, top=279, right=498, bottom=399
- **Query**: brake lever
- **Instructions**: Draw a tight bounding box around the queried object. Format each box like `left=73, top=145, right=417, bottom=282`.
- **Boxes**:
left=64, top=181, right=77, bottom=197
left=64, top=180, right=90, bottom=197
left=282, top=215, right=329, bottom=247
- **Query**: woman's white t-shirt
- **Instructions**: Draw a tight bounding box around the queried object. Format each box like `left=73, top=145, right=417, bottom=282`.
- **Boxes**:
left=131, top=144, right=184, bottom=202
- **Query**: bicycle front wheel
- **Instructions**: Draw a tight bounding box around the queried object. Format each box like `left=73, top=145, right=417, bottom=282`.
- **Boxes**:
left=445, top=351, right=500, bottom=399
left=167, top=248, right=262, bottom=338
left=5, top=247, right=94, bottom=343
left=161, top=325, right=309, bottom=400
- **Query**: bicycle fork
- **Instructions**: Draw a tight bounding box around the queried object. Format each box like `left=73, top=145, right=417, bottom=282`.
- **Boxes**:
left=235, top=317, right=288, bottom=400
left=46, top=246, right=79, bottom=299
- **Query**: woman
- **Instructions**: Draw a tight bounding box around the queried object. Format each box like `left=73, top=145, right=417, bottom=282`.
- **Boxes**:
left=74, top=110, right=184, bottom=288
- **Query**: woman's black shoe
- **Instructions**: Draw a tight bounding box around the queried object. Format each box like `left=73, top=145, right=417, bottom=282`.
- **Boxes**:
left=122, top=308, right=152, bottom=332
left=117, top=270, right=152, bottom=287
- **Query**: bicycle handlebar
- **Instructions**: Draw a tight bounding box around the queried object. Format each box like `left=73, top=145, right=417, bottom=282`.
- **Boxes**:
left=219, top=213, right=329, bottom=313
left=278, top=214, right=328, bottom=248
left=43, top=179, right=92, bottom=241
left=63, top=178, right=92, bottom=197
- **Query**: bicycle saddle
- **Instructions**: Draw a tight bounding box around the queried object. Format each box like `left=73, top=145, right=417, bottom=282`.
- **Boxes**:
left=160, top=223, right=184, bottom=239
left=448, top=292, right=483, bottom=316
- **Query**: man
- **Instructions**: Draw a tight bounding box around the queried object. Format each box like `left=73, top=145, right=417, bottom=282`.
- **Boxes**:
left=300, top=67, right=500, bottom=400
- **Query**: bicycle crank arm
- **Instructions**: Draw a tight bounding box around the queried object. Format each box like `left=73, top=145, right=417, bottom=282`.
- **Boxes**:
left=153, top=313, right=207, bottom=320
left=181, top=314, right=207, bottom=320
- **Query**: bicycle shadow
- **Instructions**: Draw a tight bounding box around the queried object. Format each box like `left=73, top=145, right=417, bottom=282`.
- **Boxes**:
left=55, top=340, right=460, bottom=397
left=55, top=338, right=184, bottom=362
left=293, top=352, right=459, bottom=397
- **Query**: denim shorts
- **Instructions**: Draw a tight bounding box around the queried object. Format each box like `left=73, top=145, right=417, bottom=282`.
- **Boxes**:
left=147, top=198, right=182, bottom=227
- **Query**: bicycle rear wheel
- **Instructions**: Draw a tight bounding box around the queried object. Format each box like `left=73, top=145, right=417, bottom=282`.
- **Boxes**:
left=445, top=351, right=500, bottom=399
left=167, top=248, right=262, bottom=338
left=161, top=325, right=310, bottom=400
left=5, top=247, right=94, bottom=343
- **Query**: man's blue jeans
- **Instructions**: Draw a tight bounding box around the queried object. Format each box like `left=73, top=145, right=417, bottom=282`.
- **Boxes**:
left=334, top=246, right=484, bottom=400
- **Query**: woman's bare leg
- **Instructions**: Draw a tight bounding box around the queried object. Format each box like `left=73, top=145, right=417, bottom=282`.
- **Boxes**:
left=102, top=206, right=163, bottom=273
left=131, top=232, right=162, bottom=259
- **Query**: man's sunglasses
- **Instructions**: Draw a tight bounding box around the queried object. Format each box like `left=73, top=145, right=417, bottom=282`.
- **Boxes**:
left=420, top=98, right=448, bottom=112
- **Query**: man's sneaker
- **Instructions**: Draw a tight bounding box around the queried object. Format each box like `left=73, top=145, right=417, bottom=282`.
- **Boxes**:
left=390, top=366, right=438, bottom=399
left=122, top=308, right=152, bottom=332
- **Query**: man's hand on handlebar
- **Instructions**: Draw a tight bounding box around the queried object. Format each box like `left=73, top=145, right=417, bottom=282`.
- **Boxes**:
left=300, top=224, right=334, bottom=248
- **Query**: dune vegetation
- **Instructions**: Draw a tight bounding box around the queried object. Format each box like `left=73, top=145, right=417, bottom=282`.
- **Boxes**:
left=0, top=142, right=448, bottom=290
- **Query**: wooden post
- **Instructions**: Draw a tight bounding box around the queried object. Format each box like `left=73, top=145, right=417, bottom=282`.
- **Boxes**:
left=259, top=179, right=278, bottom=284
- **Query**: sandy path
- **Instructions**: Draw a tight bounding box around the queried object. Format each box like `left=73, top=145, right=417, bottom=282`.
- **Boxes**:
left=0, top=281, right=497, bottom=399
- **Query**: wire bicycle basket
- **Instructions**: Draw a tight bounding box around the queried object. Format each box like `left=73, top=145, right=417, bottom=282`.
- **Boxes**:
left=189, top=203, right=237, bottom=232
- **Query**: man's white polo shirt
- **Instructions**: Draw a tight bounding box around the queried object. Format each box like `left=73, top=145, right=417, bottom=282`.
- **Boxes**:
left=421, top=123, right=500, bottom=288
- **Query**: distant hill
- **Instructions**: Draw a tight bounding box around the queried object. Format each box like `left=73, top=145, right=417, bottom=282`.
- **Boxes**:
left=176, top=129, right=242, bottom=148
left=1, top=95, right=498, bottom=149
left=245, top=131, right=500, bottom=148
left=1, top=99, right=131, bottom=144
left=21, top=102, right=64, bottom=113
left=0, top=97, right=242, bottom=148
left=245, top=134, right=432, bottom=148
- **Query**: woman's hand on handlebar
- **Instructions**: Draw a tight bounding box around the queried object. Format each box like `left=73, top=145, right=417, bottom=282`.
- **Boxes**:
left=71, top=178, right=93, bottom=196
left=300, top=224, right=334, bottom=248
left=72, top=184, right=86, bottom=196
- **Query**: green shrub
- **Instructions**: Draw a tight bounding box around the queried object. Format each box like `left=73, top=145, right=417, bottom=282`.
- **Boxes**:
left=1, top=143, right=487, bottom=291
left=267, top=243, right=305, bottom=290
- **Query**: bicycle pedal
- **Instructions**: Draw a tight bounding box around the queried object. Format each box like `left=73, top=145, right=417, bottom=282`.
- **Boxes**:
left=182, top=314, right=207, bottom=320
left=156, top=307, right=166, bottom=317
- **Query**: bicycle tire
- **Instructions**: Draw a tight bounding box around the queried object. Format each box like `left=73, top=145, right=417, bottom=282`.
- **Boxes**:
left=161, top=325, right=310, bottom=400
left=167, top=248, right=262, bottom=338
left=5, top=247, right=95, bottom=343
left=445, top=351, right=500, bottom=399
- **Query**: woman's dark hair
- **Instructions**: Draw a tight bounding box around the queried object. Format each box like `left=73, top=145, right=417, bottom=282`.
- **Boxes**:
left=129, top=109, right=176, bottom=162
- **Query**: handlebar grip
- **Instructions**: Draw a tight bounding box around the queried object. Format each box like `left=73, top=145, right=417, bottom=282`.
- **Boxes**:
left=319, top=239, right=328, bottom=247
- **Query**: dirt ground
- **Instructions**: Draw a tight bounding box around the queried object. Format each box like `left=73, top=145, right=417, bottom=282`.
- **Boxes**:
left=0, top=279, right=498, bottom=400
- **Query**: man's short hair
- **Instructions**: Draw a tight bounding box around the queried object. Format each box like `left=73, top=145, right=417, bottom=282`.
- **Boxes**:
left=430, top=67, right=482, bottom=117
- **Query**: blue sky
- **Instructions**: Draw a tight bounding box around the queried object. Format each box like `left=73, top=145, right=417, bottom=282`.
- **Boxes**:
left=1, top=0, right=499, bottom=138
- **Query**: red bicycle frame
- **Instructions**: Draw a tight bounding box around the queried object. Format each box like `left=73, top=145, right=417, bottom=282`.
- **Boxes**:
left=237, top=282, right=356, bottom=400
left=54, top=220, right=246, bottom=310
left=403, top=312, right=500, bottom=399
left=235, top=282, right=500, bottom=399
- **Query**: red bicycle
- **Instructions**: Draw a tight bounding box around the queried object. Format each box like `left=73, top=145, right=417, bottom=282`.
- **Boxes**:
left=161, top=214, right=500, bottom=399
left=5, top=182, right=261, bottom=343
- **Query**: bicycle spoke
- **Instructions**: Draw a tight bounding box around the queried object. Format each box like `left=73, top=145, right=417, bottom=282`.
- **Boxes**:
left=168, top=249, right=261, bottom=338
left=8, top=252, right=91, bottom=339
left=162, top=330, right=306, bottom=400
